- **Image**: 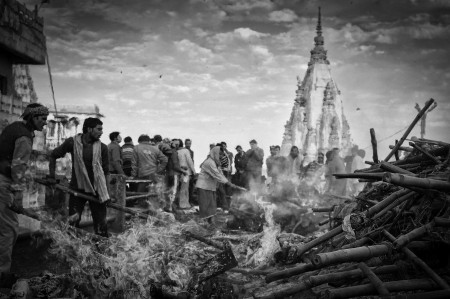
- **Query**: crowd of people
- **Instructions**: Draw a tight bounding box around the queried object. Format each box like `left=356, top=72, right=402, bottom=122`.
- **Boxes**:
left=0, top=102, right=367, bottom=277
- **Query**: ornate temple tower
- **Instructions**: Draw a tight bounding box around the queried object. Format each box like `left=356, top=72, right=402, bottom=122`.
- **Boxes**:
left=280, top=8, right=352, bottom=163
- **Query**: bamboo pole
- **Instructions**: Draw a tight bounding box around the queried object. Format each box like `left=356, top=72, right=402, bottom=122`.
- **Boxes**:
left=384, top=98, right=435, bottom=162
left=312, top=207, right=334, bottom=212
left=326, top=278, right=437, bottom=299
left=35, top=178, right=152, bottom=220
left=341, top=237, right=370, bottom=249
left=383, top=173, right=450, bottom=192
left=379, top=161, right=416, bottom=176
left=292, top=226, right=344, bottom=259
left=366, top=189, right=412, bottom=217
left=372, top=192, right=416, bottom=220
left=265, top=263, right=315, bottom=283
left=394, top=139, right=400, bottom=161
left=393, top=221, right=434, bottom=249
left=392, top=145, right=448, bottom=166
left=184, top=231, right=225, bottom=250
left=229, top=268, right=272, bottom=275
left=256, top=265, right=398, bottom=299
left=358, top=262, right=390, bottom=296
left=415, top=138, right=450, bottom=147
left=410, top=142, right=441, bottom=164
left=370, top=128, right=379, bottom=163
left=382, top=290, right=450, bottom=299
left=310, top=264, right=397, bottom=286
left=383, top=230, right=450, bottom=289
left=365, top=161, right=376, bottom=166
left=312, top=244, right=391, bottom=268
left=334, top=173, right=384, bottom=180
left=389, top=145, right=413, bottom=152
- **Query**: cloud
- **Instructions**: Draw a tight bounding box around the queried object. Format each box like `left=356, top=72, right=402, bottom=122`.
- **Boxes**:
left=234, top=28, right=268, bottom=39
left=269, top=9, right=298, bottom=23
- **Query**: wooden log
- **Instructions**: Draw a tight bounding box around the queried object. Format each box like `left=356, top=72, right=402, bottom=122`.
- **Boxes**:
left=389, top=145, right=413, bottom=152
left=372, top=192, right=416, bottom=219
left=394, top=139, right=400, bottom=161
left=292, top=226, right=344, bottom=259
left=184, top=231, right=225, bottom=250
left=229, top=268, right=272, bottom=276
left=383, top=173, right=450, bottom=192
left=358, top=262, right=390, bottom=296
left=379, top=161, right=416, bottom=176
left=355, top=166, right=382, bottom=173
left=312, top=244, right=391, bottom=267
left=334, top=173, right=384, bottom=180
left=393, top=221, right=434, bottom=249
left=410, top=142, right=441, bottom=164
left=392, top=145, right=448, bottom=166
left=384, top=98, right=435, bottom=162
left=265, top=263, right=315, bottom=283
left=326, top=278, right=437, bottom=299
left=312, top=207, right=334, bottom=212
left=370, top=128, right=379, bottom=163
left=383, top=230, right=450, bottom=289
left=416, top=138, right=450, bottom=147
left=366, top=189, right=412, bottom=217
left=383, top=289, right=450, bottom=299
left=253, top=280, right=311, bottom=299
left=341, top=237, right=370, bottom=249
left=310, top=264, right=397, bottom=287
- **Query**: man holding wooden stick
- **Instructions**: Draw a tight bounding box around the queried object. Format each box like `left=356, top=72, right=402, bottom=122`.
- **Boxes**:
left=49, top=117, right=111, bottom=237
left=0, top=103, right=49, bottom=274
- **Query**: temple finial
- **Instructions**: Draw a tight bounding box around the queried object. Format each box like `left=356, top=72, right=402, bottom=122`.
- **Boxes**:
left=317, top=7, right=322, bottom=37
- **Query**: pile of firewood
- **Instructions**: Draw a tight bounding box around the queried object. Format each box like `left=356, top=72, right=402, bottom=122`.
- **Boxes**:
left=241, top=98, right=450, bottom=298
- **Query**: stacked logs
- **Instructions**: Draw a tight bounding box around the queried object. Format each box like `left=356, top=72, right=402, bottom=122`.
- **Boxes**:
left=252, top=99, right=450, bottom=298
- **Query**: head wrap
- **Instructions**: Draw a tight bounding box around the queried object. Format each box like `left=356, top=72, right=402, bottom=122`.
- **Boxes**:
left=208, top=146, right=222, bottom=167
left=21, top=104, right=49, bottom=119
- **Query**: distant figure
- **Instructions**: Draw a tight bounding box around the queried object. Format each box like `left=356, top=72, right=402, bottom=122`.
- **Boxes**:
left=326, top=148, right=347, bottom=196
left=165, top=139, right=188, bottom=211
left=245, top=139, right=264, bottom=189
left=285, top=146, right=302, bottom=178
left=344, top=145, right=359, bottom=174
left=185, top=138, right=194, bottom=161
left=233, top=145, right=246, bottom=187
left=351, top=149, right=366, bottom=195
left=217, top=142, right=233, bottom=211
left=131, top=134, right=167, bottom=193
left=184, top=138, right=195, bottom=203
left=121, top=136, right=134, bottom=177
left=178, top=139, right=196, bottom=209
left=108, top=131, right=125, bottom=175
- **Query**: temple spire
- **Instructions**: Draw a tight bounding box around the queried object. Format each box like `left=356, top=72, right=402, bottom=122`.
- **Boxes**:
left=309, top=6, right=328, bottom=65
left=316, top=6, right=322, bottom=43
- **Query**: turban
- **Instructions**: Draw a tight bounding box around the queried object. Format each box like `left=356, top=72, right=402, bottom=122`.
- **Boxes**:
left=21, top=104, right=49, bottom=119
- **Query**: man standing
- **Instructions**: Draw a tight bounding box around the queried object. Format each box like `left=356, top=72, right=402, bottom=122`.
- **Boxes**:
left=49, top=117, right=110, bottom=237
left=131, top=134, right=167, bottom=193
left=233, top=145, right=246, bottom=187
left=178, top=139, right=195, bottom=209
left=285, top=146, right=302, bottom=178
left=121, top=136, right=134, bottom=177
left=165, top=139, right=188, bottom=211
left=245, top=139, right=264, bottom=189
left=185, top=138, right=195, bottom=203
left=0, top=103, right=48, bottom=273
left=108, top=131, right=124, bottom=175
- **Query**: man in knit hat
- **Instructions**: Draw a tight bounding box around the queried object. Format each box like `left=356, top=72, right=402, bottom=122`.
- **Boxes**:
left=0, top=103, right=49, bottom=274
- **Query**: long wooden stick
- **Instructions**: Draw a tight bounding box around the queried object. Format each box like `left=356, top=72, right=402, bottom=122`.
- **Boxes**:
left=366, top=189, right=412, bottom=217
left=333, top=173, right=384, bottom=180
left=358, top=262, right=390, bottom=296
left=311, top=244, right=391, bottom=267
left=383, top=173, right=450, bottom=192
left=379, top=161, right=416, bottom=176
left=327, top=278, right=437, bottom=299
left=383, top=230, right=450, bottom=289
left=384, top=98, right=435, bottom=162
left=370, top=128, right=379, bottom=163
left=265, top=263, right=315, bottom=283
left=410, top=142, right=441, bottom=164
left=293, top=226, right=344, bottom=259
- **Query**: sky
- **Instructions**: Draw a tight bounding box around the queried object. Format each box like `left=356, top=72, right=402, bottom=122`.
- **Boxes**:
left=22, top=0, right=450, bottom=167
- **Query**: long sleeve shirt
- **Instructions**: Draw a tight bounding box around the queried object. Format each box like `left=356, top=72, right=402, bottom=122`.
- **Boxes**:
left=11, top=136, right=33, bottom=187
left=108, top=142, right=124, bottom=174
left=131, top=143, right=168, bottom=178
left=245, top=147, right=264, bottom=172
left=51, top=137, right=109, bottom=190
left=196, top=157, right=228, bottom=191
left=178, top=148, right=195, bottom=175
